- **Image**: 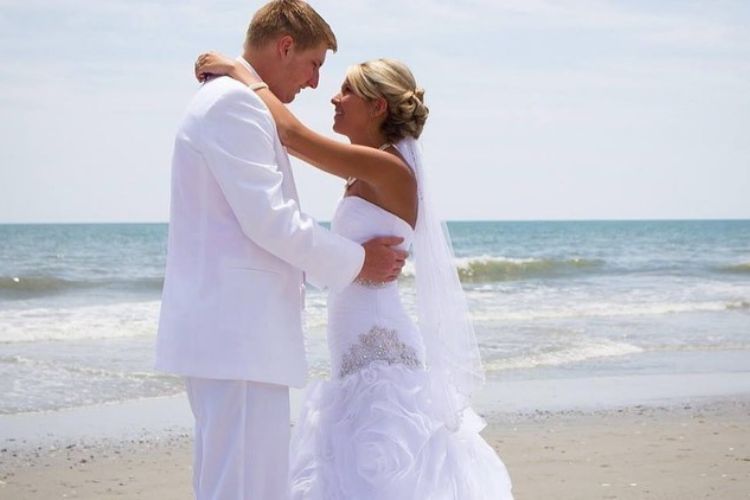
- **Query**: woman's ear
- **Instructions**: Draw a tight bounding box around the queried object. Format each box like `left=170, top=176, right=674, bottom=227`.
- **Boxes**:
left=372, top=97, right=388, bottom=118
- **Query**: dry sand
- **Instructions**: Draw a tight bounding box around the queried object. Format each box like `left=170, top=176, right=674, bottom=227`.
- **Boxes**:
left=1, top=398, right=748, bottom=499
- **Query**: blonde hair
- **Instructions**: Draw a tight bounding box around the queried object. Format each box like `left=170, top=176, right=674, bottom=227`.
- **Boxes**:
left=345, top=59, right=429, bottom=142
left=246, top=0, right=337, bottom=52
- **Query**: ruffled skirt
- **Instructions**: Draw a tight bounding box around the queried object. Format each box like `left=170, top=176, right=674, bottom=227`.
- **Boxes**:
left=290, top=362, right=513, bottom=499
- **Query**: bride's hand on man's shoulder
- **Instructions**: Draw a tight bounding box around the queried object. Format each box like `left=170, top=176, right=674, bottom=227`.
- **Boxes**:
left=194, top=51, right=238, bottom=83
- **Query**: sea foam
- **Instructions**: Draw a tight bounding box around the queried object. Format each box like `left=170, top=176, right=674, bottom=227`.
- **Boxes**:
left=470, top=300, right=737, bottom=322
left=0, top=301, right=160, bottom=343
left=484, top=340, right=644, bottom=371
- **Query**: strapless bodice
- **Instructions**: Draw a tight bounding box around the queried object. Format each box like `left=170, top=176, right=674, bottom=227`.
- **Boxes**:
left=330, top=196, right=414, bottom=252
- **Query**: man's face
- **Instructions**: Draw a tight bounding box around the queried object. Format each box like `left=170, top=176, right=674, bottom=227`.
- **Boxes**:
left=274, top=41, right=328, bottom=103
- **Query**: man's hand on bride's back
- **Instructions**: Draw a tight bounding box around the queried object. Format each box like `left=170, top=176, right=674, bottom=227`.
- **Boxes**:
left=357, top=236, right=408, bottom=284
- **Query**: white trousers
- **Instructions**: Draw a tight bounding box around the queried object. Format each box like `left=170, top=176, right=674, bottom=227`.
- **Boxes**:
left=185, top=377, right=290, bottom=500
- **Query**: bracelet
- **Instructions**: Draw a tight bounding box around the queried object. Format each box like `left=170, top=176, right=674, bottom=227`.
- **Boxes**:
left=354, top=277, right=391, bottom=289
left=248, top=82, right=269, bottom=91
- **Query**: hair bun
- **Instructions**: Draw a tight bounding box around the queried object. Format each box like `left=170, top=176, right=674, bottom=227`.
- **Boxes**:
left=345, top=58, right=429, bottom=141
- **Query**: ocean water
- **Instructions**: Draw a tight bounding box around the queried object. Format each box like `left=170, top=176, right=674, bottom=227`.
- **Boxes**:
left=0, top=220, right=748, bottom=415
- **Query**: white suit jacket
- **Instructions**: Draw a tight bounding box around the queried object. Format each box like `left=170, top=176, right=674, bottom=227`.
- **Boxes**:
left=155, top=71, right=365, bottom=387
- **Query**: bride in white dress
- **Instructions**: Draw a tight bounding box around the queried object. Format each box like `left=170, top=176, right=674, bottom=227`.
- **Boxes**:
left=196, top=53, right=513, bottom=499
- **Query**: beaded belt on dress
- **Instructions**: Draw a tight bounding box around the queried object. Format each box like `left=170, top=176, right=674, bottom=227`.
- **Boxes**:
left=339, top=326, right=422, bottom=378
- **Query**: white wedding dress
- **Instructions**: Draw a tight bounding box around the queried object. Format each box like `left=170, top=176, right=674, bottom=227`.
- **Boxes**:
left=290, top=195, right=514, bottom=499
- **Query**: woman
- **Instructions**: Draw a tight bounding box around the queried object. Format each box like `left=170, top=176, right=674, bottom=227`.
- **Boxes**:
left=195, top=53, right=513, bottom=499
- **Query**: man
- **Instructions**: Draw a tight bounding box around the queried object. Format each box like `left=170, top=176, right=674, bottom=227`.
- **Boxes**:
left=155, top=1, right=406, bottom=498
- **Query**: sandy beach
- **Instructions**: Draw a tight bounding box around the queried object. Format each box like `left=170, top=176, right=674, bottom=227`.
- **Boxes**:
left=1, top=395, right=748, bottom=500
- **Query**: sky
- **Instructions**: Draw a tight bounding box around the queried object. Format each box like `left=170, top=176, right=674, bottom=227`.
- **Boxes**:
left=1, top=0, right=748, bottom=223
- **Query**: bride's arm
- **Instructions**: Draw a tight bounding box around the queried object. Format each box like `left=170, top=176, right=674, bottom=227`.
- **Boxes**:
left=195, top=52, right=412, bottom=187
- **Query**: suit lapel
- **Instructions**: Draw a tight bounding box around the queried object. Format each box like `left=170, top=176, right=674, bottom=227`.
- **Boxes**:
left=273, top=139, right=300, bottom=207
left=238, top=54, right=300, bottom=206
left=273, top=138, right=306, bottom=307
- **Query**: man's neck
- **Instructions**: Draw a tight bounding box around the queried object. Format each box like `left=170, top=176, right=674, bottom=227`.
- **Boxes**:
left=242, top=51, right=269, bottom=83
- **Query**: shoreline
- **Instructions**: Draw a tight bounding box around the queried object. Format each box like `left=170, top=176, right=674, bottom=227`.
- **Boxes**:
left=3, top=368, right=750, bottom=442
left=1, top=396, right=748, bottom=499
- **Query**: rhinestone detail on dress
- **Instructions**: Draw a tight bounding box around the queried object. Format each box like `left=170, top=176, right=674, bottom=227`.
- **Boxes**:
left=339, top=326, right=421, bottom=378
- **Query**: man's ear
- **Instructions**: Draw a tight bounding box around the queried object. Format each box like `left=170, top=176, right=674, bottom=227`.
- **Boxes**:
left=276, top=35, right=295, bottom=59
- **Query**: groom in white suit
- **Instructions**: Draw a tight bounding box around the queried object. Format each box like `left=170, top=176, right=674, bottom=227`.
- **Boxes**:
left=155, top=1, right=406, bottom=498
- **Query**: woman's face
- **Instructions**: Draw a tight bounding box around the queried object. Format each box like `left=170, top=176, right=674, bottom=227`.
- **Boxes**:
left=330, top=80, right=376, bottom=138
